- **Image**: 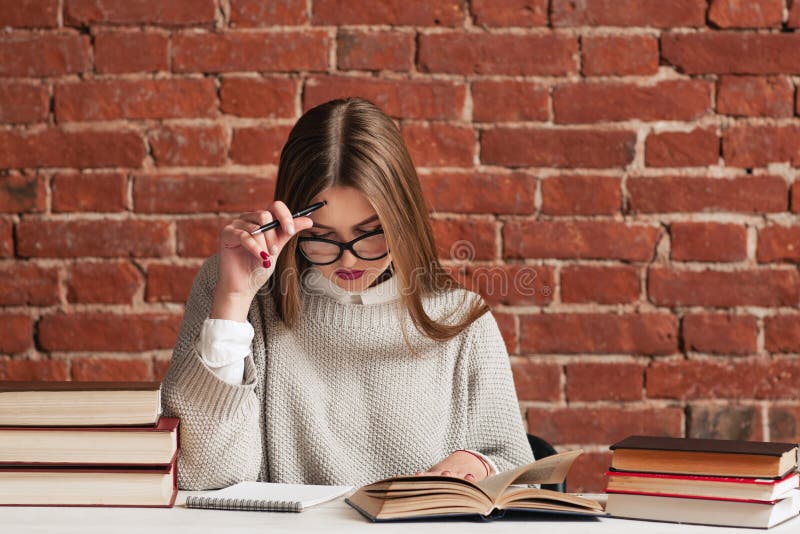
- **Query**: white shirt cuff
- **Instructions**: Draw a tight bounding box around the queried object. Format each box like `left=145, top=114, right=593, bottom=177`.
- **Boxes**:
left=196, top=318, right=254, bottom=367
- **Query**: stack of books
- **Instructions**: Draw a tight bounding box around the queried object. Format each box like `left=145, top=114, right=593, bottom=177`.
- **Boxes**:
left=0, top=380, right=179, bottom=507
left=605, top=435, right=800, bottom=529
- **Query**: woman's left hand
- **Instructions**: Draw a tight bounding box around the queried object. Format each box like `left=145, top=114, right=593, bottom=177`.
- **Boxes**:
left=413, top=450, right=491, bottom=482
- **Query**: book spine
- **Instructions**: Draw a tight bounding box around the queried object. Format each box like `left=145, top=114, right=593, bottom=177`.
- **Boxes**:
left=184, top=496, right=302, bottom=512
left=482, top=508, right=506, bottom=521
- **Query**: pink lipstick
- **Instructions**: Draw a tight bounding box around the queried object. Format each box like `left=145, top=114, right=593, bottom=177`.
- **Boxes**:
left=336, top=269, right=364, bottom=280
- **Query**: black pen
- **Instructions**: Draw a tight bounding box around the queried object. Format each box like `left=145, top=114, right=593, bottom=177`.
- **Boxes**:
left=249, top=201, right=327, bottom=236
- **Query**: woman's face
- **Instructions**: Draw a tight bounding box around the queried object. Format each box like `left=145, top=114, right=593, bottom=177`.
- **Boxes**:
left=300, top=186, right=392, bottom=292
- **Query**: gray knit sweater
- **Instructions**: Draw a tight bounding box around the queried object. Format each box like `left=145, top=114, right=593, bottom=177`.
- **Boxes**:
left=161, top=254, right=535, bottom=490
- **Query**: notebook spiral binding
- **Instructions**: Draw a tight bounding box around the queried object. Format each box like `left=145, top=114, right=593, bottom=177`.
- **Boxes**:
left=185, top=496, right=303, bottom=512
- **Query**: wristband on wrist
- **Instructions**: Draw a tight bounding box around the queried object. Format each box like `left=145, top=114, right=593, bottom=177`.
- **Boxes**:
left=454, top=449, right=490, bottom=478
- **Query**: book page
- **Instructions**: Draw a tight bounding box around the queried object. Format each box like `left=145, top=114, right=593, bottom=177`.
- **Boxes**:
left=497, top=486, right=604, bottom=512
left=476, top=449, right=583, bottom=503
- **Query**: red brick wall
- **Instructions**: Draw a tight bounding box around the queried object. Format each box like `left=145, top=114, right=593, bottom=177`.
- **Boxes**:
left=2, top=1, right=800, bottom=491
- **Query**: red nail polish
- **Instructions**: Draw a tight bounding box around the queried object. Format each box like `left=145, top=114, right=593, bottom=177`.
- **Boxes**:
left=260, top=251, right=268, bottom=259
left=262, top=260, right=270, bottom=268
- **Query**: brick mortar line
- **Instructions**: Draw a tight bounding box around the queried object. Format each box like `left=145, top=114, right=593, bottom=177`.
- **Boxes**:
left=16, top=169, right=799, bottom=186
left=10, top=117, right=800, bottom=134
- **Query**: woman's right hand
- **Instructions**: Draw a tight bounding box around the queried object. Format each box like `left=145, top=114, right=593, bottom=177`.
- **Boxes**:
left=216, top=201, right=314, bottom=299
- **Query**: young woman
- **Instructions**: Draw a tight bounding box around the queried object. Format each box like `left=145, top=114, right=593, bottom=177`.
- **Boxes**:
left=161, top=97, right=535, bottom=490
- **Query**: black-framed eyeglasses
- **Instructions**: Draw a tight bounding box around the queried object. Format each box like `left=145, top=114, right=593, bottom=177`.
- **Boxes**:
left=296, top=228, right=389, bottom=266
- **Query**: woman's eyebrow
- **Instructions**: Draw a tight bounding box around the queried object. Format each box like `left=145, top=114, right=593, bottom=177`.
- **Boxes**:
left=311, top=214, right=379, bottom=230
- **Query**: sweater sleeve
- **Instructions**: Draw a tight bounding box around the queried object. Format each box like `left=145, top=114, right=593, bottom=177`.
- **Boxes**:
left=195, top=318, right=253, bottom=385
left=160, top=254, right=263, bottom=490
left=460, top=307, right=536, bottom=474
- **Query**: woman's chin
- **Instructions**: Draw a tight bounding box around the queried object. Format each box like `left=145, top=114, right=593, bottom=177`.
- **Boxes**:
left=333, top=278, right=367, bottom=291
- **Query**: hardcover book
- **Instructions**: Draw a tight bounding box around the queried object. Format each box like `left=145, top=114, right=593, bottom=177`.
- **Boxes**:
left=605, top=470, right=799, bottom=502
left=346, top=449, right=604, bottom=522
left=610, top=436, right=799, bottom=478
left=0, top=417, right=179, bottom=466
left=0, top=452, right=179, bottom=507
left=0, top=381, right=162, bottom=426
left=606, top=490, right=800, bottom=529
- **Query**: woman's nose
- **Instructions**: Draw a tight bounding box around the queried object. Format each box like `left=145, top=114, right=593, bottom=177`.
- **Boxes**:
left=339, top=249, right=359, bottom=268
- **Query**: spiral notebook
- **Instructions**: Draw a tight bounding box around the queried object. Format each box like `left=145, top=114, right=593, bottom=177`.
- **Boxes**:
left=185, top=481, right=354, bottom=512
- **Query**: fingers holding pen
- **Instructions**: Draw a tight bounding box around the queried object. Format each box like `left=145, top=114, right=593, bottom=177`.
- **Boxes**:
left=247, top=202, right=296, bottom=256
left=230, top=219, right=270, bottom=266
left=274, top=215, right=314, bottom=250
left=263, top=214, right=315, bottom=253
left=256, top=202, right=292, bottom=256
left=268, top=202, right=317, bottom=253
left=271, top=201, right=296, bottom=237
left=249, top=210, right=279, bottom=256
left=241, top=202, right=316, bottom=260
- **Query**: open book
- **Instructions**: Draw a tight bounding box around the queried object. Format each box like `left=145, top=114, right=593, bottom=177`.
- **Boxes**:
left=346, top=449, right=605, bottom=522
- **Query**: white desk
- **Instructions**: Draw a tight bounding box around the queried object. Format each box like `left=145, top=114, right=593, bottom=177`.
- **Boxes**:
left=1, top=492, right=799, bottom=533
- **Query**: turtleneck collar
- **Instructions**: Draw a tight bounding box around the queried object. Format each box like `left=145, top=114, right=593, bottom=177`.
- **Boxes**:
left=300, top=265, right=400, bottom=305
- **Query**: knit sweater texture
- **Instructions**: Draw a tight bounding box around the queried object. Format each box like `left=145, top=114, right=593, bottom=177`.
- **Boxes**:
left=161, top=253, right=535, bottom=490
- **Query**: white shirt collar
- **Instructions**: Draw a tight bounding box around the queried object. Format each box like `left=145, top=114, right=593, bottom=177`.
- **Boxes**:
left=300, top=266, right=400, bottom=305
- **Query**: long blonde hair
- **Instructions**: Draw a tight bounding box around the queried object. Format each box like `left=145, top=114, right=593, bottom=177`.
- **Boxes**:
left=268, top=97, right=489, bottom=351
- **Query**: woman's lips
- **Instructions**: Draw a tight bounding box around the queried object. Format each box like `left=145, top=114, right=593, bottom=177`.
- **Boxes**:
left=336, top=269, right=364, bottom=280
